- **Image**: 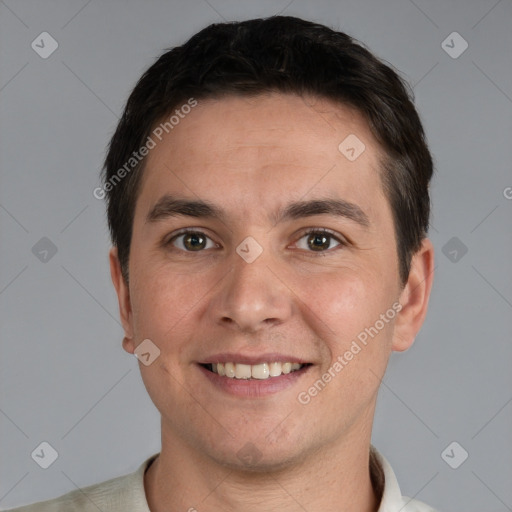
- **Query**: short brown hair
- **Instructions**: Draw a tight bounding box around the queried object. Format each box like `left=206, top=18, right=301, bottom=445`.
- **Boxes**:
left=102, top=15, right=433, bottom=286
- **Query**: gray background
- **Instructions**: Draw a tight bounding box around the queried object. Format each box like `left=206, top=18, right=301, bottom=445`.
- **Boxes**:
left=0, top=0, right=511, bottom=510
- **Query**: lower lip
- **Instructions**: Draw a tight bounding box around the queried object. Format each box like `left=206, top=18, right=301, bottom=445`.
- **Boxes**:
left=197, top=364, right=311, bottom=398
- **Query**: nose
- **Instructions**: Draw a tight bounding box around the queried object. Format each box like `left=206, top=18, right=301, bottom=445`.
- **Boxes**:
left=208, top=245, right=293, bottom=335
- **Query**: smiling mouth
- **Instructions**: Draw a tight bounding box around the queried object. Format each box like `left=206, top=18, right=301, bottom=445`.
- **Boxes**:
left=200, top=362, right=311, bottom=380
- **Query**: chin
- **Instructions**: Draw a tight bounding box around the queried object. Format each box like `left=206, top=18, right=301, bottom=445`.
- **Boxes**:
left=215, top=448, right=306, bottom=474
left=202, top=433, right=312, bottom=475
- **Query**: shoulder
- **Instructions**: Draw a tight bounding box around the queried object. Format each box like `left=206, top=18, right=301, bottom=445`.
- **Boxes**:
left=3, top=454, right=158, bottom=512
left=4, top=472, right=136, bottom=512
left=4, top=486, right=103, bottom=512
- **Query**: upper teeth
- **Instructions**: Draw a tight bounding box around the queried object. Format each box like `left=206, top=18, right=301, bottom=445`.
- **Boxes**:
left=211, top=362, right=303, bottom=379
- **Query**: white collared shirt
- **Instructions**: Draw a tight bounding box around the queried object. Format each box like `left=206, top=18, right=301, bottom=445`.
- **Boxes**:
left=5, top=446, right=439, bottom=511
left=370, top=447, right=439, bottom=511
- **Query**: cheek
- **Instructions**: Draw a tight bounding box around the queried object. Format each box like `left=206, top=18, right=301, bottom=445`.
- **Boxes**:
left=297, top=269, right=386, bottom=336
left=129, top=261, right=199, bottom=341
left=296, top=269, right=395, bottom=373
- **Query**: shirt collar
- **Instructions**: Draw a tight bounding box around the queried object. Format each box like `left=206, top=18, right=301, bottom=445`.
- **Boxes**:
left=137, top=446, right=413, bottom=511
left=370, top=445, right=408, bottom=511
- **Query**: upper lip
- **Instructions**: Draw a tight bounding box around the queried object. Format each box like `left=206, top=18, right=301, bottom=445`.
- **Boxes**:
left=199, top=352, right=310, bottom=365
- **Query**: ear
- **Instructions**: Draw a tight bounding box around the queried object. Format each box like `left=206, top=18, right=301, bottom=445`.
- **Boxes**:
left=392, top=238, right=435, bottom=352
left=109, top=247, right=135, bottom=354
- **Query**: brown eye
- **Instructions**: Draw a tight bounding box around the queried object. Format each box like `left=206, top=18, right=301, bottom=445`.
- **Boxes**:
left=183, top=233, right=206, bottom=251
left=307, top=233, right=331, bottom=251
left=169, top=231, right=216, bottom=252
left=295, top=229, right=344, bottom=252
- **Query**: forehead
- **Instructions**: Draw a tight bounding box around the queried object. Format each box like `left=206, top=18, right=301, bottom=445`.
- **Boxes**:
left=136, top=93, right=389, bottom=225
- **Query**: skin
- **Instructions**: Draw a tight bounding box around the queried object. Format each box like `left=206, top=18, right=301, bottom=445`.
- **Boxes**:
left=110, top=92, right=434, bottom=512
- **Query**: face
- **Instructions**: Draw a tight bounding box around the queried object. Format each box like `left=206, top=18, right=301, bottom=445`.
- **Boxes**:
left=110, top=93, right=433, bottom=470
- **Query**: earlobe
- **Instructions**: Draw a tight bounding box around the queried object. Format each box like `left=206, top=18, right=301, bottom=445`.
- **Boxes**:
left=392, top=238, right=435, bottom=352
left=109, top=247, right=135, bottom=353
left=122, top=336, right=135, bottom=354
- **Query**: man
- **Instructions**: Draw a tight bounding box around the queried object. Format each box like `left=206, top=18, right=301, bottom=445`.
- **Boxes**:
left=9, top=15, right=437, bottom=512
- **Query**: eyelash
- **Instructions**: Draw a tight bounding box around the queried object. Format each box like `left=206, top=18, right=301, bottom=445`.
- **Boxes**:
left=165, top=227, right=347, bottom=255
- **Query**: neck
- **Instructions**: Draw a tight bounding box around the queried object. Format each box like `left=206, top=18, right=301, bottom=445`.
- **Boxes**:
left=145, top=422, right=379, bottom=512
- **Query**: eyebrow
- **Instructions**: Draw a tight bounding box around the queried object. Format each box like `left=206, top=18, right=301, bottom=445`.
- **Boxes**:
left=146, top=194, right=370, bottom=228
